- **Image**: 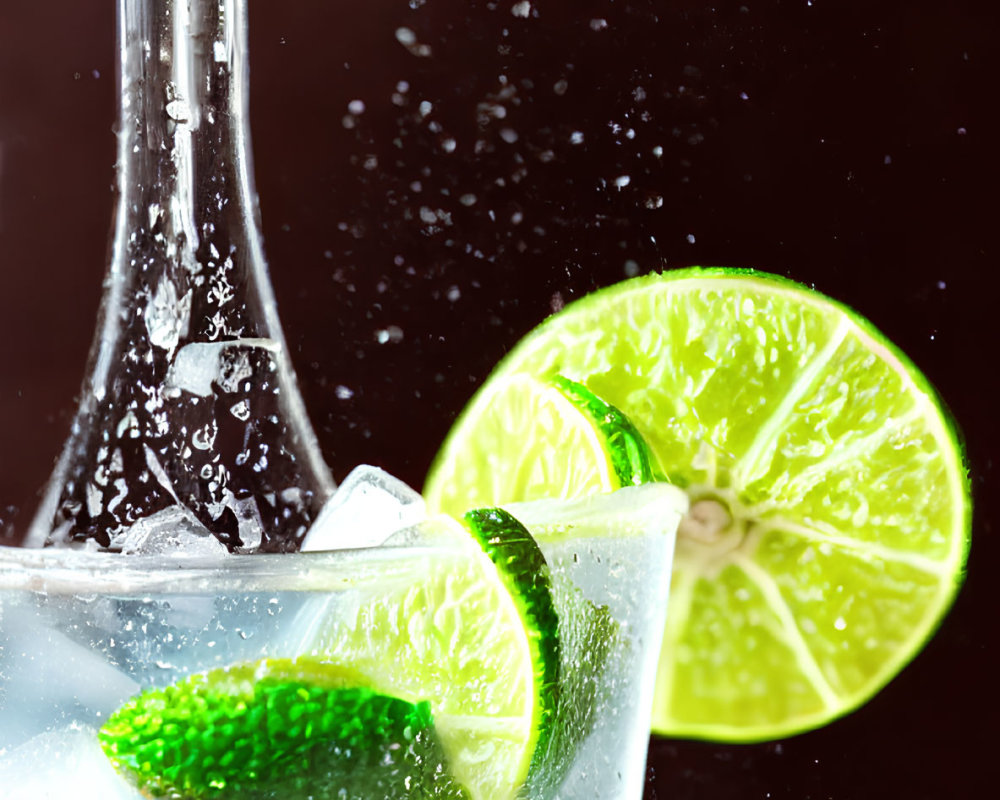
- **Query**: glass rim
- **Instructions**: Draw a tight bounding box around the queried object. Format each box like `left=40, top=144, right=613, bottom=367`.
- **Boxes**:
left=0, top=543, right=445, bottom=595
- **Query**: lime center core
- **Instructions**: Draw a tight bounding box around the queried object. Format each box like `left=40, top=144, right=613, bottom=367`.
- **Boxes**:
left=676, top=493, right=757, bottom=576
left=678, top=498, right=733, bottom=544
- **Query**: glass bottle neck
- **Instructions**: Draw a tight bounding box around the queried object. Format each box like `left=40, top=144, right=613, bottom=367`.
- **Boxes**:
left=114, top=0, right=256, bottom=319
left=25, top=0, right=333, bottom=551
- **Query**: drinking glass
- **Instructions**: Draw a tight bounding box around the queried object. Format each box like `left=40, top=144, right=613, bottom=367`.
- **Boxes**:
left=0, top=483, right=682, bottom=798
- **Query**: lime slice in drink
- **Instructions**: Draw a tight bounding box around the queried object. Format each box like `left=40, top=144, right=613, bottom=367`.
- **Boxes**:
left=424, top=267, right=971, bottom=741
left=427, top=373, right=619, bottom=511
left=297, top=509, right=558, bottom=799
left=99, top=658, right=467, bottom=799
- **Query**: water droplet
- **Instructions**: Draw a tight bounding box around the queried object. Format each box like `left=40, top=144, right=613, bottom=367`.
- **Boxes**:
left=375, top=325, right=404, bottom=344
left=395, top=27, right=432, bottom=57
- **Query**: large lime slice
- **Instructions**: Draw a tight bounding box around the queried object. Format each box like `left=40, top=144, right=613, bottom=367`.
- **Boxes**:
left=424, top=267, right=971, bottom=742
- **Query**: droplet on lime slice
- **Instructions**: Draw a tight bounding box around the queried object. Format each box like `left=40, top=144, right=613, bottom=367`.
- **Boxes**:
left=424, top=267, right=970, bottom=742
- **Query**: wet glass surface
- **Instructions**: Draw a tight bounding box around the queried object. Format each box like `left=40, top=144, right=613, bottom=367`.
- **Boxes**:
left=0, top=1, right=995, bottom=797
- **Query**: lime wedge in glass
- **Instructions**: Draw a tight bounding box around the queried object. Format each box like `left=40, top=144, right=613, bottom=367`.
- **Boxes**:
left=99, top=659, right=466, bottom=799
left=425, top=267, right=971, bottom=742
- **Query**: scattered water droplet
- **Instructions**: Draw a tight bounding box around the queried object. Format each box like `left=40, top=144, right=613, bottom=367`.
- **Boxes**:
left=375, top=325, right=404, bottom=344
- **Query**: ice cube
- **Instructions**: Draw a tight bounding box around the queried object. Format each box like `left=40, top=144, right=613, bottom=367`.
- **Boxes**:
left=110, top=505, right=228, bottom=556
left=299, top=465, right=425, bottom=552
left=144, top=276, right=191, bottom=353
left=0, top=725, right=143, bottom=799
left=163, top=337, right=279, bottom=398
left=0, top=612, right=139, bottom=749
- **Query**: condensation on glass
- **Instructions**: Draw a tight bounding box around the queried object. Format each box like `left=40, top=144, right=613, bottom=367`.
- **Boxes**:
left=24, top=0, right=333, bottom=552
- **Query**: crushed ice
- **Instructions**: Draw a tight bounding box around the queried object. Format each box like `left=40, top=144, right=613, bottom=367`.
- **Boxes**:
left=110, top=505, right=228, bottom=555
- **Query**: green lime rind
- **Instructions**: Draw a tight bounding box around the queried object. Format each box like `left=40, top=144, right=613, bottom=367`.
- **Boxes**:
left=426, top=267, right=971, bottom=742
left=99, top=657, right=469, bottom=799
left=463, top=501, right=643, bottom=799
left=551, top=375, right=659, bottom=486
left=461, top=508, right=561, bottom=769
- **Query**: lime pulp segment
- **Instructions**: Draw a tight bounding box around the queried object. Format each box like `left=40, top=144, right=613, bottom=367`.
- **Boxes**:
left=98, top=658, right=464, bottom=800
left=424, top=267, right=970, bottom=741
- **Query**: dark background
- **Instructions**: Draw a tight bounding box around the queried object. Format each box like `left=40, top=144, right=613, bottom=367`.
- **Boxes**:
left=0, top=1, right=996, bottom=797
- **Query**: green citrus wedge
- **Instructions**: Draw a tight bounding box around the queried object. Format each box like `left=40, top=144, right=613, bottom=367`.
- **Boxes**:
left=99, top=658, right=466, bottom=799
left=424, top=267, right=971, bottom=742
left=304, top=508, right=560, bottom=799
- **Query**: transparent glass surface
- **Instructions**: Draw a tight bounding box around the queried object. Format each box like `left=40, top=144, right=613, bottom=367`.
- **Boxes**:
left=0, top=485, right=680, bottom=798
